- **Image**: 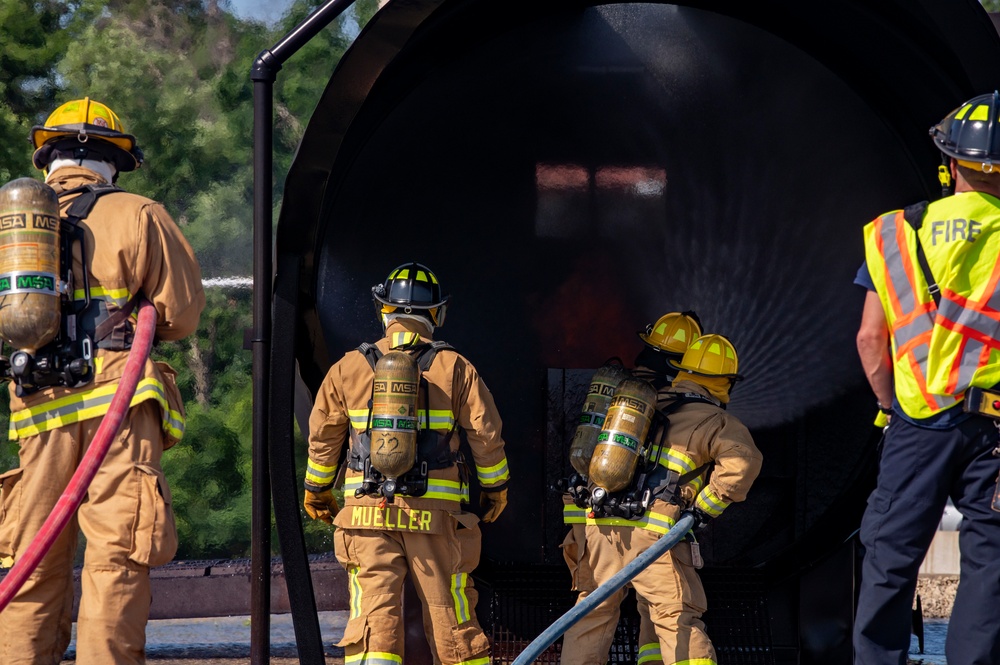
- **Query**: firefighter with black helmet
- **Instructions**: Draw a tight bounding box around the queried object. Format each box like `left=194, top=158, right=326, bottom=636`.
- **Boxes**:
left=0, top=98, right=205, bottom=664
left=560, top=333, right=762, bottom=665
left=854, top=91, right=1000, bottom=664
left=303, top=262, right=510, bottom=665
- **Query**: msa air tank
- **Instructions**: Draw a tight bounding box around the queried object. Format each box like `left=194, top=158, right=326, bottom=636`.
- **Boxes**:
left=568, top=362, right=631, bottom=476
left=588, top=377, right=658, bottom=493
left=370, top=350, right=420, bottom=479
left=0, top=178, right=61, bottom=353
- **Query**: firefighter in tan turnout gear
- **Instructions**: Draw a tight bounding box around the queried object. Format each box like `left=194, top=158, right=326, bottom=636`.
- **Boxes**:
left=0, top=98, right=205, bottom=664
left=304, top=262, right=510, bottom=665
left=560, top=333, right=763, bottom=665
left=561, top=311, right=703, bottom=665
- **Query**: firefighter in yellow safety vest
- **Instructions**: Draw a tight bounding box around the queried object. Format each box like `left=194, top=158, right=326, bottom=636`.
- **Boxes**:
left=853, top=91, right=1000, bottom=665
left=0, top=98, right=205, bottom=665
left=559, top=333, right=762, bottom=665
left=303, top=262, right=511, bottom=665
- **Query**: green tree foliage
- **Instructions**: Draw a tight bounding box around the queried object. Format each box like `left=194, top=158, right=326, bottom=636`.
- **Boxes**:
left=0, top=1, right=80, bottom=182
left=983, top=0, right=1000, bottom=14
left=0, top=0, right=380, bottom=558
left=153, top=288, right=253, bottom=557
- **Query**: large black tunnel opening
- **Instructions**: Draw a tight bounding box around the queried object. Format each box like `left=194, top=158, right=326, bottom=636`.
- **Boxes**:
left=272, top=0, right=1000, bottom=661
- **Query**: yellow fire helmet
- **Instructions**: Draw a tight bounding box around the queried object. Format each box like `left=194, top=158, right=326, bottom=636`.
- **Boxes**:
left=30, top=97, right=143, bottom=172
left=668, top=333, right=743, bottom=380
left=638, top=311, right=702, bottom=356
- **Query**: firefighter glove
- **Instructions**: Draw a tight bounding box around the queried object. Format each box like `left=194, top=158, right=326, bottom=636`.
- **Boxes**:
left=304, top=489, right=339, bottom=524
left=480, top=487, right=508, bottom=523
left=683, top=508, right=712, bottom=531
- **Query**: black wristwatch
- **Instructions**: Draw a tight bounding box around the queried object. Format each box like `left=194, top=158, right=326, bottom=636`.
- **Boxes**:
left=877, top=401, right=892, bottom=414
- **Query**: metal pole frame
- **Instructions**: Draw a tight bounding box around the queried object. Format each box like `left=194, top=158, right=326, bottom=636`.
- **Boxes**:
left=251, top=1, right=360, bottom=662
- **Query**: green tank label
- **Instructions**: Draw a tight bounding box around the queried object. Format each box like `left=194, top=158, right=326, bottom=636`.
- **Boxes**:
left=0, top=272, right=56, bottom=295
left=372, top=416, right=417, bottom=430
left=597, top=430, right=640, bottom=452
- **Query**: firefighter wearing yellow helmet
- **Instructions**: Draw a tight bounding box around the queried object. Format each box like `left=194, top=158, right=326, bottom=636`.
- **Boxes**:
left=633, top=310, right=702, bottom=390
left=560, top=311, right=700, bottom=665
left=0, top=98, right=205, bottom=665
left=303, top=262, right=510, bottom=665
left=560, top=333, right=762, bottom=665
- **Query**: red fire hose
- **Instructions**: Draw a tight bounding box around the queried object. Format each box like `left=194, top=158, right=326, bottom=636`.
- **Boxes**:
left=0, top=298, right=157, bottom=612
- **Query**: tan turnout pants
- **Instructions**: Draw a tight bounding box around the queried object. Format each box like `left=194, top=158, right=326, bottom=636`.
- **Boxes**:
left=559, top=524, right=715, bottom=665
left=334, top=510, right=491, bottom=665
left=561, top=524, right=665, bottom=664
left=0, top=400, right=177, bottom=665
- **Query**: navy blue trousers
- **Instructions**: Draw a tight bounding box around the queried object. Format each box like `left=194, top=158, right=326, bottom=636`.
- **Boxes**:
left=854, top=414, right=1000, bottom=665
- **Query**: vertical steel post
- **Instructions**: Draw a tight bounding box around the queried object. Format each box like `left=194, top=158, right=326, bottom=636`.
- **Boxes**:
left=251, top=1, right=360, bottom=662
left=251, top=54, right=277, bottom=665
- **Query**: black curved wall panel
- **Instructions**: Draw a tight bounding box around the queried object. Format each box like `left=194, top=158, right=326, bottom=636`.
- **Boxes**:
left=277, top=0, right=1000, bottom=569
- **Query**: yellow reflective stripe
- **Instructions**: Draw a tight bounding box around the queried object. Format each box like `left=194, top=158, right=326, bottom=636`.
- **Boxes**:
left=637, top=642, right=662, bottom=664
left=695, top=487, right=729, bottom=517
left=72, top=286, right=132, bottom=306
left=347, top=408, right=455, bottom=431
left=420, top=409, right=454, bottom=428
left=389, top=332, right=420, bottom=348
left=9, top=377, right=184, bottom=441
left=656, top=448, right=696, bottom=475
left=476, top=457, right=510, bottom=485
left=422, top=479, right=469, bottom=503
left=455, top=658, right=491, bottom=665
left=673, top=660, right=716, bottom=665
left=348, top=409, right=371, bottom=428
left=969, top=103, right=990, bottom=121
left=348, top=566, right=362, bottom=619
left=563, top=504, right=587, bottom=524
left=451, top=572, right=472, bottom=623
left=344, top=477, right=468, bottom=503
left=562, top=504, right=676, bottom=534
left=306, top=459, right=337, bottom=487
left=345, top=653, right=402, bottom=665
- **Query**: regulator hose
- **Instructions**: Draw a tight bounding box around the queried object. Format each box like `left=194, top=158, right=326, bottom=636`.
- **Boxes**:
left=511, top=512, right=696, bottom=665
left=0, top=298, right=157, bottom=613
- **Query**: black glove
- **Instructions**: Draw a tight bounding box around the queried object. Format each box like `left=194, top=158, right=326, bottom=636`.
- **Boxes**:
left=682, top=508, right=712, bottom=531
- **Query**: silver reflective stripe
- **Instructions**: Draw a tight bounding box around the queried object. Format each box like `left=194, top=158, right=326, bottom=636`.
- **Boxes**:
left=880, top=215, right=916, bottom=312
left=894, top=315, right=934, bottom=348
left=956, top=337, right=984, bottom=391
left=939, top=295, right=1000, bottom=339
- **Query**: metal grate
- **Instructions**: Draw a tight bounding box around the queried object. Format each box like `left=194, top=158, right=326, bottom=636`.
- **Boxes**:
left=701, top=568, right=777, bottom=665
left=479, top=564, right=574, bottom=663
left=479, top=563, right=663, bottom=665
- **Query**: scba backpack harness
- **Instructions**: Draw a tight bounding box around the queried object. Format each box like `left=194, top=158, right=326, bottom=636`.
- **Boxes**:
left=5, top=184, right=139, bottom=396
left=585, top=393, right=715, bottom=520
left=348, top=339, right=465, bottom=503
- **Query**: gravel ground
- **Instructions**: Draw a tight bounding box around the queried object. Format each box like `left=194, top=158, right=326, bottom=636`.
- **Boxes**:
left=61, top=612, right=348, bottom=664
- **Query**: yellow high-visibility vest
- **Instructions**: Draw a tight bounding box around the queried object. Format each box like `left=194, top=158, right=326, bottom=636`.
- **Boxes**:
left=863, top=191, right=1000, bottom=419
